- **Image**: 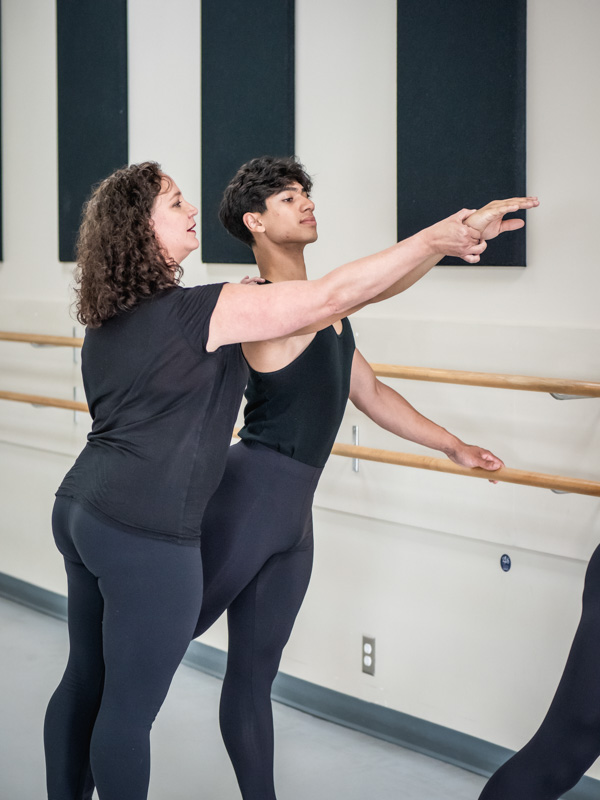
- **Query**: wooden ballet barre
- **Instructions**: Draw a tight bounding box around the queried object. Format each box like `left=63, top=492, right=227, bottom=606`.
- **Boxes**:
left=0, top=391, right=88, bottom=413
left=369, top=364, right=600, bottom=398
left=0, top=397, right=597, bottom=495
left=228, top=430, right=600, bottom=498
left=1, top=331, right=598, bottom=397
left=330, top=443, right=600, bottom=497
left=0, top=331, right=84, bottom=348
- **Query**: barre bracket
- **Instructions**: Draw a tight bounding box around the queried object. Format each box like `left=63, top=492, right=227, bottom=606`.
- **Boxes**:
left=352, top=425, right=360, bottom=473
left=550, top=393, right=596, bottom=401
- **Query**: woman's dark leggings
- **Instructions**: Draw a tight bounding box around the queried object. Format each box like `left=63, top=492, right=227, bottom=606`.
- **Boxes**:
left=479, top=541, right=600, bottom=799
left=44, top=496, right=203, bottom=800
left=195, top=440, right=321, bottom=800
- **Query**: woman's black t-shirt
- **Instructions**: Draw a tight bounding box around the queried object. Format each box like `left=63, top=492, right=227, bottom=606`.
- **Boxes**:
left=57, top=283, right=247, bottom=545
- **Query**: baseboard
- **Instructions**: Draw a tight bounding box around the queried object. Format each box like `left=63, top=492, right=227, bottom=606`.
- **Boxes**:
left=0, top=571, right=68, bottom=621
left=1, top=570, right=597, bottom=799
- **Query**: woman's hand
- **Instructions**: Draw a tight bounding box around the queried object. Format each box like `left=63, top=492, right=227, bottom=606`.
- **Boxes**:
left=465, top=196, right=539, bottom=240
left=240, top=275, right=265, bottom=285
left=423, top=209, right=488, bottom=263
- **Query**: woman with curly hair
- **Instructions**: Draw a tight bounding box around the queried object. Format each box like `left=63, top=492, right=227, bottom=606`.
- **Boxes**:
left=43, top=159, right=489, bottom=800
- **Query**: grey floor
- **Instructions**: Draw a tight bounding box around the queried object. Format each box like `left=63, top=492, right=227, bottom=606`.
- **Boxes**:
left=0, top=596, right=486, bottom=799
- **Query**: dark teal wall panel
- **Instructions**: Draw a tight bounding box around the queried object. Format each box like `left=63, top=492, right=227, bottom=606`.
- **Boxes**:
left=397, top=0, right=527, bottom=266
left=57, top=0, right=128, bottom=262
left=201, top=0, right=295, bottom=264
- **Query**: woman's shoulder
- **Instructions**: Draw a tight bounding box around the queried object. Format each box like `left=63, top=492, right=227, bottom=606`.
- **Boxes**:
left=176, top=281, right=226, bottom=300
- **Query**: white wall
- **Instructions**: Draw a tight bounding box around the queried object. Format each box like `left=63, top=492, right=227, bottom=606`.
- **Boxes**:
left=1, top=0, right=599, bottom=779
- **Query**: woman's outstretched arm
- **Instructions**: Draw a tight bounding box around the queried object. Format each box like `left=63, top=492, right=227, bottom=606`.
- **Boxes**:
left=207, top=208, right=484, bottom=350
left=345, top=195, right=539, bottom=308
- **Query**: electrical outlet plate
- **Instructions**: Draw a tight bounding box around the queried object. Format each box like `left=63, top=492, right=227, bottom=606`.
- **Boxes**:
left=362, top=636, right=375, bottom=675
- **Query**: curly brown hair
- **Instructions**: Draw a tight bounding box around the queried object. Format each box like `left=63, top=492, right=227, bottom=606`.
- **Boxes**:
left=74, top=161, right=182, bottom=327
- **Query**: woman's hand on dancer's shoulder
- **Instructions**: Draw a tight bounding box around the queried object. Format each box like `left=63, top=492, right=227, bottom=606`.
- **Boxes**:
left=465, top=196, right=540, bottom=241
left=445, top=442, right=505, bottom=484
left=240, top=275, right=266, bottom=285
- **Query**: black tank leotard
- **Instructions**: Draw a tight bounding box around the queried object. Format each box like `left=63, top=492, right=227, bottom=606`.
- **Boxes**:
left=239, top=316, right=355, bottom=467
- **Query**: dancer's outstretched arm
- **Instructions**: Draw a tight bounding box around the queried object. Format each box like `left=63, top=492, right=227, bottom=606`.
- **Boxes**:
left=349, top=348, right=504, bottom=472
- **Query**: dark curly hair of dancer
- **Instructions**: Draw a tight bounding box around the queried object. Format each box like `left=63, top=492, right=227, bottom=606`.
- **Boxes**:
left=219, top=155, right=313, bottom=248
left=74, top=161, right=181, bottom=328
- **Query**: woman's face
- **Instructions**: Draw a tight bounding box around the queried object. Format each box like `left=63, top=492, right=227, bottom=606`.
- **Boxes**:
left=150, top=175, right=199, bottom=264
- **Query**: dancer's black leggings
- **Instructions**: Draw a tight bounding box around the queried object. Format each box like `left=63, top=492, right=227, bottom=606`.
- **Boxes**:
left=479, top=542, right=600, bottom=799
left=195, top=440, right=321, bottom=800
left=44, top=496, right=203, bottom=800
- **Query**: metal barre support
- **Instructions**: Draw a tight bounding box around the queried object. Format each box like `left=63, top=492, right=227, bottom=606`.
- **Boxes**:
left=550, top=393, right=595, bottom=401
left=352, top=425, right=360, bottom=473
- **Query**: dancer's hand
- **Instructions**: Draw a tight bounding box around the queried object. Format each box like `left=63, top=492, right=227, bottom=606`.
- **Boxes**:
left=445, top=442, right=505, bottom=484
left=240, top=275, right=265, bottom=285
left=465, top=197, right=539, bottom=241
left=424, top=209, right=488, bottom=264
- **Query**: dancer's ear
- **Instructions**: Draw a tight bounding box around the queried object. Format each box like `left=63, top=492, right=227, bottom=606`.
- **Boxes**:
left=243, top=212, right=265, bottom=236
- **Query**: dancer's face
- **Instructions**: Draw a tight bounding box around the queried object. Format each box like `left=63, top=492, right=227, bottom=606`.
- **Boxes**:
left=247, top=181, right=317, bottom=246
left=151, top=176, right=199, bottom=264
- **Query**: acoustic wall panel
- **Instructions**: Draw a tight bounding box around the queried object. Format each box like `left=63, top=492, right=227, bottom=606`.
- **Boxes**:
left=201, top=0, right=295, bottom=264
left=57, top=0, right=128, bottom=262
left=397, top=0, right=527, bottom=266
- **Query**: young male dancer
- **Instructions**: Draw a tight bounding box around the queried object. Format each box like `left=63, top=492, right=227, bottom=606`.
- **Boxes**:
left=192, top=156, right=538, bottom=799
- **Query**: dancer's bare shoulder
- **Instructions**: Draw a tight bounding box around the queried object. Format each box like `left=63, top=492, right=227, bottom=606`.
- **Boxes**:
left=242, top=333, right=317, bottom=373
